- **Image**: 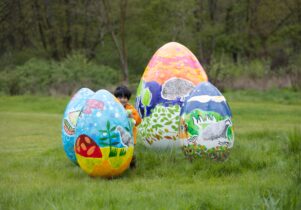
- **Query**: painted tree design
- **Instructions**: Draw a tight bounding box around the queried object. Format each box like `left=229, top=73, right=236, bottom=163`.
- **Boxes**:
left=99, top=121, right=119, bottom=157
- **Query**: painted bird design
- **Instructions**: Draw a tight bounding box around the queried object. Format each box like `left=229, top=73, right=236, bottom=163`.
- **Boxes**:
left=116, top=126, right=132, bottom=147
left=187, top=118, right=232, bottom=145
left=201, top=118, right=232, bottom=140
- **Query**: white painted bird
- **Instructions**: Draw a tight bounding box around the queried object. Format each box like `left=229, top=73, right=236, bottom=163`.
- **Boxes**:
left=116, top=126, right=132, bottom=146
left=187, top=118, right=232, bottom=145
left=202, top=118, right=232, bottom=141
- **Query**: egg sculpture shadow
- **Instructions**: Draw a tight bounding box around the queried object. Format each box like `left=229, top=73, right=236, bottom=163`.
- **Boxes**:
left=75, top=90, right=134, bottom=177
left=136, top=42, right=208, bottom=149
left=62, top=88, right=94, bottom=164
left=179, top=82, right=234, bottom=160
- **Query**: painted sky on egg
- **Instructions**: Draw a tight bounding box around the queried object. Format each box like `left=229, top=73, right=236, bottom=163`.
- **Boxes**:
left=75, top=90, right=132, bottom=149
left=180, top=82, right=232, bottom=117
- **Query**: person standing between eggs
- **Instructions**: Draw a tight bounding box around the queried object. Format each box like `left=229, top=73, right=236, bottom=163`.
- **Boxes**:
left=114, top=85, right=142, bottom=168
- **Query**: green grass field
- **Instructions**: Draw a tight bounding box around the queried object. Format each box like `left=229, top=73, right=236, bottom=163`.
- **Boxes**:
left=0, top=90, right=301, bottom=210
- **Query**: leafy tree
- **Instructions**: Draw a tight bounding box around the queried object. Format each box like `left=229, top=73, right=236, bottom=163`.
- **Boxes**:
left=99, top=121, right=119, bottom=157
left=0, top=0, right=301, bottom=92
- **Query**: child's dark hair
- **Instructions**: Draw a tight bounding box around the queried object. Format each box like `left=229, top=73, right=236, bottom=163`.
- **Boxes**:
left=114, top=85, right=132, bottom=100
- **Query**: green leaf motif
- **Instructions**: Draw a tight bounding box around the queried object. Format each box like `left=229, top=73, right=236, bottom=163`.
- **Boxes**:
left=119, top=149, right=127, bottom=156
left=109, top=150, right=118, bottom=157
left=169, top=109, right=175, bottom=114
left=165, top=121, right=172, bottom=125
left=106, top=121, right=110, bottom=130
left=111, top=134, right=118, bottom=138
left=142, top=88, right=152, bottom=107
left=174, top=105, right=180, bottom=111
left=227, top=126, right=233, bottom=141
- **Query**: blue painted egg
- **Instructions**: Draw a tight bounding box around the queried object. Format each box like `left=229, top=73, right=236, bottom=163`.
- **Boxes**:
left=74, top=90, right=134, bottom=177
left=179, top=82, right=234, bottom=160
left=62, top=88, right=94, bottom=164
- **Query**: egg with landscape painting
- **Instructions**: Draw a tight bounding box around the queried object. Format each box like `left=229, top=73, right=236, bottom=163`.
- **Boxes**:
left=62, top=88, right=94, bottom=164
left=75, top=89, right=134, bottom=177
left=179, top=82, right=234, bottom=160
left=136, top=42, right=208, bottom=149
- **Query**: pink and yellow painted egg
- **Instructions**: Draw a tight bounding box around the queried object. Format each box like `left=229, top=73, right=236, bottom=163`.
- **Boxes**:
left=142, top=42, right=208, bottom=85
left=136, top=42, right=208, bottom=149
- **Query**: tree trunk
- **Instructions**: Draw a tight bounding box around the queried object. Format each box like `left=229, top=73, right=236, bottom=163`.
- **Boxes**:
left=101, top=0, right=129, bottom=85
left=44, top=0, right=60, bottom=59
left=206, top=0, right=218, bottom=65
left=119, top=0, right=129, bottom=85
left=33, top=0, right=48, bottom=50
left=194, top=0, right=205, bottom=63
left=63, top=0, right=72, bottom=56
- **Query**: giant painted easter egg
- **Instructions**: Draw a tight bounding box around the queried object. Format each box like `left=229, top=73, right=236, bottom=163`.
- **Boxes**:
left=62, top=88, right=94, bottom=164
left=179, top=82, right=234, bottom=160
left=75, top=90, right=134, bottom=177
left=136, top=42, right=208, bottom=149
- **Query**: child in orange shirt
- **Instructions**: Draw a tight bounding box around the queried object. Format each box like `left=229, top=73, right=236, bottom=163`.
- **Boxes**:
left=114, top=85, right=141, bottom=168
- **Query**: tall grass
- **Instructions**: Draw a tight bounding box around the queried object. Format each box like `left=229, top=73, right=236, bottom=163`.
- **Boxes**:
left=0, top=90, right=301, bottom=209
left=288, top=128, right=301, bottom=154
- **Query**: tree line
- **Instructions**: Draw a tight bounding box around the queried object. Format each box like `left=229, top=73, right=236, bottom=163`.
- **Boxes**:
left=0, top=0, right=300, bottom=94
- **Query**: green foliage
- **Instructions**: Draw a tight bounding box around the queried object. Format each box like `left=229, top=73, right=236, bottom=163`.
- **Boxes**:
left=287, top=128, right=301, bottom=154
left=138, top=104, right=180, bottom=143
left=208, top=56, right=269, bottom=81
left=0, top=53, right=120, bottom=95
left=109, top=148, right=118, bottom=157
left=287, top=53, right=301, bottom=90
left=1, top=0, right=301, bottom=92
left=141, top=88, right=151, bottom=108
left=51, top=53, right=120, bottom=95
left=119, top=148, right=127, bottom=156
left=15, top=58, right=55, bottom=94
left=99, top=120, right=119, bottom=154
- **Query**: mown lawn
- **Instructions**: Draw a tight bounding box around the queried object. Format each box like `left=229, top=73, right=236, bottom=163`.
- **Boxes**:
left=0, top=90, right=300, bottom=210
